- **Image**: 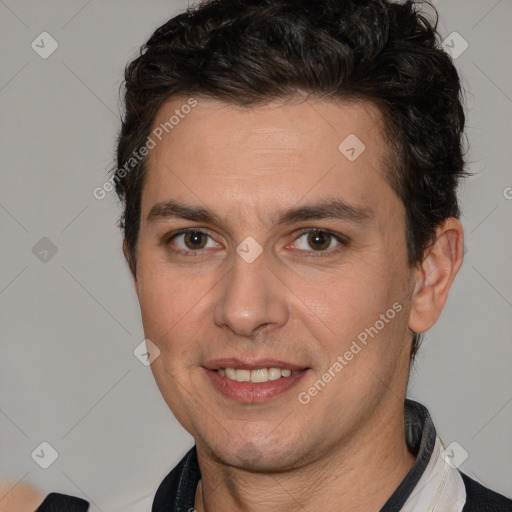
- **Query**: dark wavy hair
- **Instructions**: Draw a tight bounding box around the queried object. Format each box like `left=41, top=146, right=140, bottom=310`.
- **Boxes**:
left=113, top=0, right=466, bottom=361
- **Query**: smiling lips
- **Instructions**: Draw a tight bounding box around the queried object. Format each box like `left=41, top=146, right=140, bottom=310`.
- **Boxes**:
left=203, top=359, right=309, bottom=402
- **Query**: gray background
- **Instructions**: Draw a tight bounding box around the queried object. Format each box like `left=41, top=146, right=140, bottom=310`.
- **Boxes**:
left=0, top=0, right=511, bottom=510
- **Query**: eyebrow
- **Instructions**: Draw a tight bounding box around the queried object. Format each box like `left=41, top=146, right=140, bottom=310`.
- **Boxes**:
left=275, top=199, right=373, bottom=226
left=146, top=200, right=224, bottom=225
left=146, top=198, right=373, bottom=227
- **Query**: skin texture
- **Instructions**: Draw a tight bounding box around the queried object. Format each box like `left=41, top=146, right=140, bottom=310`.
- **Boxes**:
left=0, top=482, right=43, bottom=511
left=130, top=96, right=464, bottom=512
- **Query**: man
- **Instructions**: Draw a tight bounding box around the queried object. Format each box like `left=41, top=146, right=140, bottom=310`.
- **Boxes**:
left=37, top=0, right=512, bottom=510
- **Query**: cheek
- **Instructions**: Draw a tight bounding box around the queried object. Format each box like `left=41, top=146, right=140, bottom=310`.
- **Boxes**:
left=136, top=261, right=220, bottom=376
left=293, top=258, right=409, bottom=368
left=137, top=249, right=206, bottom=327
left=295, top=264, right=387, bottom=333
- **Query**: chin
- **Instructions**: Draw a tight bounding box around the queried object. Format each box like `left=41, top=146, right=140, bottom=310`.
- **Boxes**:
left=203, top=430, right=310, bottom=473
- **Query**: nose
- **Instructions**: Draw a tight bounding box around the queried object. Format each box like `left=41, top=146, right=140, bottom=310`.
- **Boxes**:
left=213, top=250, right=289, bottom=338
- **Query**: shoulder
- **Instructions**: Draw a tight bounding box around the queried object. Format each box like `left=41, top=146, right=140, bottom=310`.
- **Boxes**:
left=36, top=493, right=89, bottom=511
left=461, top=473, right=512, bottom=512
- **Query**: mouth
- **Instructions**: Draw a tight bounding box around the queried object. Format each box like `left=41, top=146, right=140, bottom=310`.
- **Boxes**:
left=203, top=359, right=309, bottom=403
left=217, top=367, right=300, bottom=383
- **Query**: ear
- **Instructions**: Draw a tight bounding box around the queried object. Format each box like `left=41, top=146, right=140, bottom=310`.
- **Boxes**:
left=123, top=239, right=138, bottom=295
left=408, top=218, right=464, bottom=334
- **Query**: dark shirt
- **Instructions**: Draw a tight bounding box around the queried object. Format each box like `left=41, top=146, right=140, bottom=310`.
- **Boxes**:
left=37, top=400, right=512, bottom=511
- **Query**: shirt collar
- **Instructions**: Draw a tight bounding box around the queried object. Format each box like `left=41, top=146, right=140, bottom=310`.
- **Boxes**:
left=152, top=399, right=454, bottom=512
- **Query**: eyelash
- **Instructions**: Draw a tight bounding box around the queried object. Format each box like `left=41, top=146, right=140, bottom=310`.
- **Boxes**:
left=164, top=227, right=349, bottom=258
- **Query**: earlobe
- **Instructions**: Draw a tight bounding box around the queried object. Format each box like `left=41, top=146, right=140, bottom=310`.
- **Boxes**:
left=408, top=218, right=464, bottom=335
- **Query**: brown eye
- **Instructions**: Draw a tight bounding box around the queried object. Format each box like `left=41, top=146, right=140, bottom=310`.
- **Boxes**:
left=307, top=231, right=332, bottom=251
left=183, top=231, right=208, bottom=250
left=169, top=230, right=218, bottom=253
left=292, top=229, right=347, bottom=255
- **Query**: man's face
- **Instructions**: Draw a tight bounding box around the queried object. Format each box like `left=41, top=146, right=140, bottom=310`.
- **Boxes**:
left=135, top=96, right=417, bottom=470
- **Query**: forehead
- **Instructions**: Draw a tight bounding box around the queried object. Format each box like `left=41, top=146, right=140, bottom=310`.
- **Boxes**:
left=142, top=95, right=395, bottom=226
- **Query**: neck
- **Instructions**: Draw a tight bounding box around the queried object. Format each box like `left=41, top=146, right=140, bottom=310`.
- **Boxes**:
left=194, top=400, right=416, bottom=512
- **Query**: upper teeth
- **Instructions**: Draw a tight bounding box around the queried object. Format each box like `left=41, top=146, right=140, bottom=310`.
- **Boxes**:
left=218, top=367, right=296, bottom=383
